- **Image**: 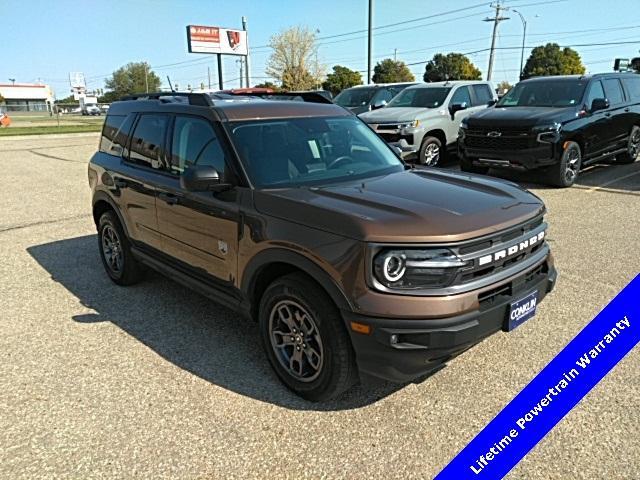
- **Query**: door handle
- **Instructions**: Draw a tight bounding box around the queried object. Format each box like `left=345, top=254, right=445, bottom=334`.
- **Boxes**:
left=114, top=178, right=128, bottom=188
left=625, top=108, right=630, bottom=112
left=158, top=192, right=179, bottom=205
left=604, top=112, right=611, bottom=117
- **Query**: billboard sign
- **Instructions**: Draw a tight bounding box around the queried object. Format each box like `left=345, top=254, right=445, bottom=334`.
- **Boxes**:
left=69, top=72, right=86, bottom=89
left=186, top=25, right=248, bottom=56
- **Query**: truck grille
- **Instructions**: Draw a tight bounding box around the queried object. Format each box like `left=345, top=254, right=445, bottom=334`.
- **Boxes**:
left=465, top=127, right=533, bottom=150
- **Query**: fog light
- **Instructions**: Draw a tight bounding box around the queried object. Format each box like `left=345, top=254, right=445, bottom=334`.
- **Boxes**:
left=390, top=334, right=399, bottom=345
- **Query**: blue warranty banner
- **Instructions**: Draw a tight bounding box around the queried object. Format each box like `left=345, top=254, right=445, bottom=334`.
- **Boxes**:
left=435, top=274, right=640, bottom=480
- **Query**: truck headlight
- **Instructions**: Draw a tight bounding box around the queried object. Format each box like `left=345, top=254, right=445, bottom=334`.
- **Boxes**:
left=534, top=123, right=561, bottom=143
left=372, top=248, right=469, bottom=290
left=399, top=119, right=420, bottom=129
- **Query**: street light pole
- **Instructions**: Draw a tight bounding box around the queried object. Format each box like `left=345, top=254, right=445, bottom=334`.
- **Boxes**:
left=513, top=9, right=527, bottom=80
left=367, top=0, right=373, bottom=84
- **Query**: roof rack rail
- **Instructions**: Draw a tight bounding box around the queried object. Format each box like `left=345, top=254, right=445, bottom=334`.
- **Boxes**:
left=120, top=92, right=213, bottom=107
left=225, top=91, right=333, bottom=104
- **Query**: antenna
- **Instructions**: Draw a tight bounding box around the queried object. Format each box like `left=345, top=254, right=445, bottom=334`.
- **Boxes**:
left=166, top=76, right=175, bottom=93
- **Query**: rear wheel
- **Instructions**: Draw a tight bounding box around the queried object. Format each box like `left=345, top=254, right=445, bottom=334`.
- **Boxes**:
left=259, top=273, right=358, bottom=401
left=98, top=211, right=145, bottom=286
left=617, top=125, right=640, bottom=164
left=546, top=141, right=581, bottom=187
left=419, top=136, right=444, bottom=166
left=460, top=155, right=489, bottom=175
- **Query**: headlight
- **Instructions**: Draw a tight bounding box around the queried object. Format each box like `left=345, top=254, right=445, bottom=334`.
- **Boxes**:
left=399, top=119, right=420, bottom=129
left=372, top=248, right=469, bottom=291
left=534, top=123, right=561, bottom=143
left=459, top=120, right=469, bottom=129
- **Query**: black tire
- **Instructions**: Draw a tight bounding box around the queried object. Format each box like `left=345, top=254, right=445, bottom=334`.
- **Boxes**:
left=98, top=211, right=145, bottom=286
left=546, top=141, right=581, bottom=187
left=460, top=155, right=489, bottom=175
left=259, top=273, right=359, bottom=401
left=418, top=135, right=445, bottom=166
left=617, top=125, right=640, bottom=164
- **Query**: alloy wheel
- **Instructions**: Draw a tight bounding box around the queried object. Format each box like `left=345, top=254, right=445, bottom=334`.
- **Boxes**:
left=565, top=148, right=580, bottom=183
left=423, top=143, right=440, bottom=166
left=629, top=128, right=640, bottom=160
left=101, top=225, right=123, bottom=273
left=269, top=300, right=324, bottom=382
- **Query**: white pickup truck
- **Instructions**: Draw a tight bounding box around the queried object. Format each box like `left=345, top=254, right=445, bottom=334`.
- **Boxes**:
left=359, top=81, right=496, bottom=166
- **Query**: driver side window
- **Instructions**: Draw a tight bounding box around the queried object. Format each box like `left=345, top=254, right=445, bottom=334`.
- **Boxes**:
left=585, top=80, right=605, bottom=109
left=170, top=116, right=227, bottom=179
left=451, top=86, right=471, bottom=106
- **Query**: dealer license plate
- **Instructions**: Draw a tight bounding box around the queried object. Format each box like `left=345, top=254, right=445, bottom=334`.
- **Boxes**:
left=506, top=290, right=538, bottom=331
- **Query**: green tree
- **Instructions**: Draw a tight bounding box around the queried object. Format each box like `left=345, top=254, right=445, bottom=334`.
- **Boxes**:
left=253, top=81, right=281, bottom=91
left=522, top=43, right=585, bottom=79
left=0, top=93, right=5, bottom=104
left=266, top=26, right=325, bottom=90
left=104, top=61, right=161, bottom=101
left=423, top=53, right=482, bottom=82
left=372, top=59, right=415, bottom=83
left=496, top=80, right=513, bottom=94
left=55, top=95, right=79, bottom=105
left=322, top=65, right=362, bottom=95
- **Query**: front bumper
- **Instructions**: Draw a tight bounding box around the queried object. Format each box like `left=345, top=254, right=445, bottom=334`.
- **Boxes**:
left=343, top=259, right=557, bottom=383
left=459, top=136, right=561, bottom=170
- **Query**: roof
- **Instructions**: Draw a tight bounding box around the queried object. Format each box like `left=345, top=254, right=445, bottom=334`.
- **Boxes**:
left=519, top=73, right=637, bottom=83
left=346, top=82, right=417, bottom=89
left=215, top=99, right=350, bottom=121
left=408, top=80, right=491, bottom=89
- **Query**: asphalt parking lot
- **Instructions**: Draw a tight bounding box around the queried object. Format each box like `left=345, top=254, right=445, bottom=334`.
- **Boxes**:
left=1, top=133, right=639, bottom=479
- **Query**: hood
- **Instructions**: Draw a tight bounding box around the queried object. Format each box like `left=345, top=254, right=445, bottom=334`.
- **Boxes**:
left=254, top=169, right=545, bottom=243
left=466, top=106, right=577, bottom=128
left=359, top=107, right=434, bottom=123
left=347, top=105, right=371, bottom=115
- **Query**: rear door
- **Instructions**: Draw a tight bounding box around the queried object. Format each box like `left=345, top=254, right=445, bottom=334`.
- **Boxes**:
left=113, top=113, right=169, bottom=251
left=582, top=80, right=612, bottom=158
left=154, top=114, right=239, bottom=286
left=602, top=78, right=629, bottom=149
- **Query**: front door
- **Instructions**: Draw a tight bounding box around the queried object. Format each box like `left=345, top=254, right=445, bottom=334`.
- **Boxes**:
left=154, top=114, right=239, bottom=287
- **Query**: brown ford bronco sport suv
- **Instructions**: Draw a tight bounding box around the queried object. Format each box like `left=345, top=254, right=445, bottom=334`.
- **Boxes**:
left=89, top=92, right=557, bottom=401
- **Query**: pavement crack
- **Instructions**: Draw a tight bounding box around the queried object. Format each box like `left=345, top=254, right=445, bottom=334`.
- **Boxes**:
left=28, top=150, right=87, bottom=163
left=0, top=214, right=92, bottom=233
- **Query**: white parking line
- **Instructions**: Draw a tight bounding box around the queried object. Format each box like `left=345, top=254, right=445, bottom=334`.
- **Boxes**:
left=585, top=170, right=640, bottom=193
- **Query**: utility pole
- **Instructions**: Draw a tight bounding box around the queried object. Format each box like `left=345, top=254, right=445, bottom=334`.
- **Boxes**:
left=367, top=0, right=373, bottom=84
left=217, top=54, right=223, bottom=90
left=394, top=48, right=397, bottom=61
left=144, top=63, right=149, bottom=93
left=207, top=66, right=211, bottom=90
left=483, top=1, right=509, bottom=81
left=242, top=16, right=250, bottom=87
left=237, top=59, right=244, bottom=88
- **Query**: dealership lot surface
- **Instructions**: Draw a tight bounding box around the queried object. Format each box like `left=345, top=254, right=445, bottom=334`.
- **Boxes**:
left=1, top=133, right=639, bottom=479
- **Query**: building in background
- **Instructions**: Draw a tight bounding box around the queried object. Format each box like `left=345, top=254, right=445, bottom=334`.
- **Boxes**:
left=0, top=83, right=55, bottom=113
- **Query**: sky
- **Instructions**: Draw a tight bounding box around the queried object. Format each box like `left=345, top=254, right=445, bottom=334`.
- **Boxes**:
left=2, top=0, right=640, bottom=98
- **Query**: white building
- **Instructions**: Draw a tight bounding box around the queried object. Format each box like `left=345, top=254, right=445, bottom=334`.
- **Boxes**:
left=0, top=83, right=55, bottom=112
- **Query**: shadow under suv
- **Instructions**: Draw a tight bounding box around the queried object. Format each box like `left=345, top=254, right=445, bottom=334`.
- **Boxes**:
left=89, top=92, right=557, bottom=401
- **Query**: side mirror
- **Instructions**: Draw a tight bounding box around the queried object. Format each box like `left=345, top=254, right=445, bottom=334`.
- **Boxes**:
left=391, top=145, right=403, bottom=158
left=372, top=99, right=387, bottom=110
left=487, top=99, right=497, bottom=106
left=180, top=165, right=223, bottom=192
left=449, top=102, right=468, bottom=114
left=590, top=98, right=610, bottom=112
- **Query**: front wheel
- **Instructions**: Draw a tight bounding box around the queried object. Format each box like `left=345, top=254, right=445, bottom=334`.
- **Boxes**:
left=419, top=136, right=444, bottom=166
left=617, top=125, right=640, bottom=164
left=259, top=273, right=358, bottom=401
left=546, top=141, right=582, bottom=187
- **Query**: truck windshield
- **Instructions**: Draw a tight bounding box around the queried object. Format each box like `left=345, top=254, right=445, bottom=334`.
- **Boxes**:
left=497, top=80, right=588, bottom=107
left=228, top=116, right=404, bottom=188
left=334, top=88, right=376, bottom=107
left=387, top=87, right=451, bottom=108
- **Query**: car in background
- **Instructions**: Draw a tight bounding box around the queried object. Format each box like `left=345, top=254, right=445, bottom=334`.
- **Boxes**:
left=334, top=83, right=416, bottom=114
left=82, top=104, right=101, bottom=116
left=359, top=81, right=496, bottom=166
left=458, top=73, right=640, bottom=187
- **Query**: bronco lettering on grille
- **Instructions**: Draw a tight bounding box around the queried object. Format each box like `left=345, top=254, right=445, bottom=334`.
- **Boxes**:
left=478, top=231, right=545, bottom=267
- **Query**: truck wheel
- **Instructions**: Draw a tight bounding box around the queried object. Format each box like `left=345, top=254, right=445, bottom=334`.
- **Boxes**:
left=546, top=141, right=581, bottom=187
left=419, top=136, right=444, bottom=166
left=98, top=211, right=145, bottom=286
left=259, top=273, right=358, bottom=402
left=460, top=156, right=489, bottom=175
left=617, top=125, right=640, bottom=164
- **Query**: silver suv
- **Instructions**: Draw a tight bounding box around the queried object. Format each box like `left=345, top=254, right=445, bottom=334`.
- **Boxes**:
left=359, top=81, right=496, bottom=166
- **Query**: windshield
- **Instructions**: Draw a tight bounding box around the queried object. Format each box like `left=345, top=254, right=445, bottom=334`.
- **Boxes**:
left=228, top=116, right=403, bottom=188
left=334, top=88, right=376, bottom=107
left=387, top=87, right=451, bottom=108
left=497, top=80, right=588, bottom=107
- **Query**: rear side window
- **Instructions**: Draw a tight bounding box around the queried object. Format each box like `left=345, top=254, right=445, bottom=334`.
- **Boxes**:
left=128, top=114, right=169, bottom=169
left=472, top=84, right=494, bottom=106
left=99, top=115, right=124, bottom=153
left=451, top=86, right=472, bottom=106
left=603, top=78, right=624, bottom=105
left=621, top=76, right=640, bottom=101
left=170, top=116, right=227, bottom=178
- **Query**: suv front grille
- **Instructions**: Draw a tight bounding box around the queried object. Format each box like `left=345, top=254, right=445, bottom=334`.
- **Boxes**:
left=465, top=127, right=533, bottom=150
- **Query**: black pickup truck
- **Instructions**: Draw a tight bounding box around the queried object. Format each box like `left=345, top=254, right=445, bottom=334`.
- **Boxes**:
left=458, top=73, right=640, bottom=187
